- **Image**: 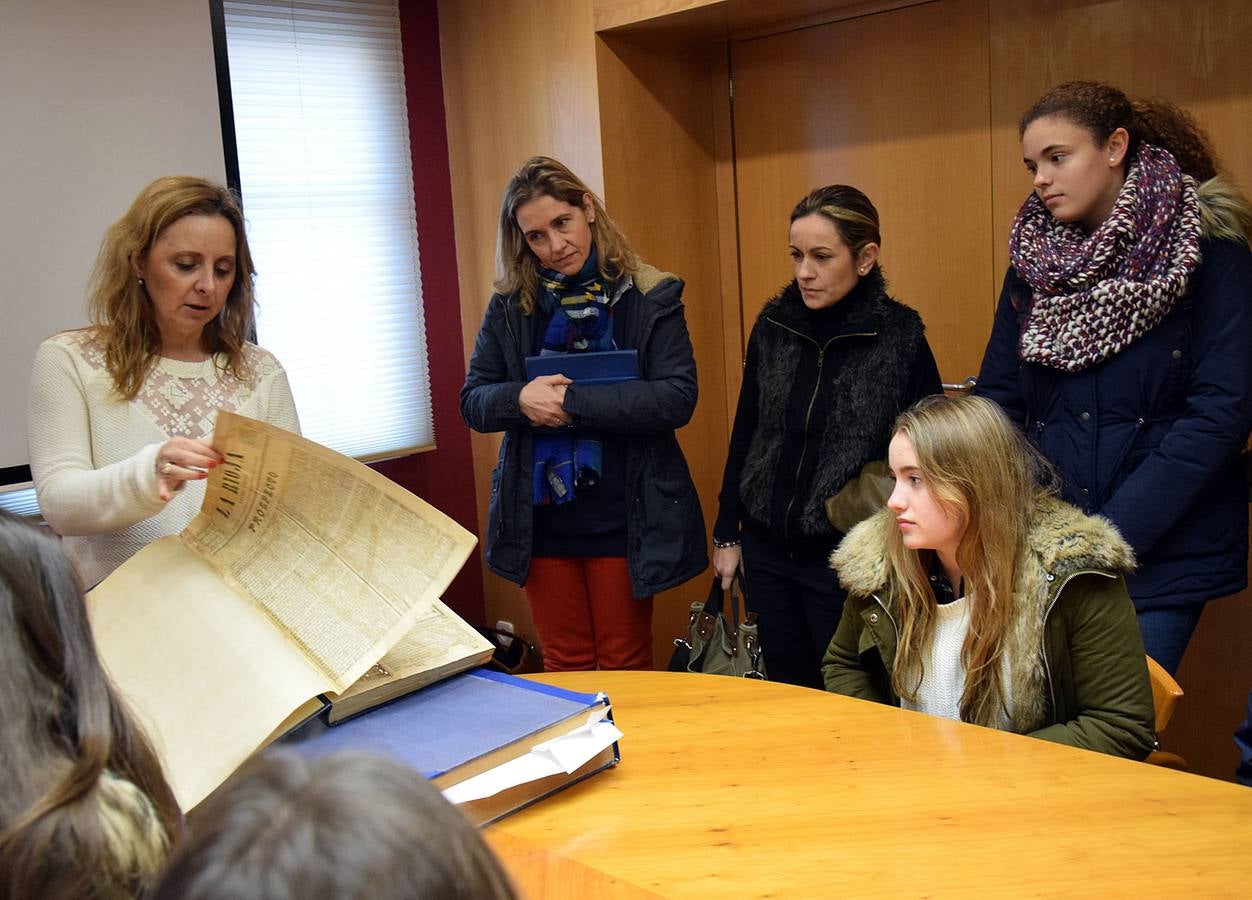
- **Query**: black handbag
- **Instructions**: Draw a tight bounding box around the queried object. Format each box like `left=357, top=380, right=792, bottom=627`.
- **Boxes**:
left=668, top=576, right=766, bottom=679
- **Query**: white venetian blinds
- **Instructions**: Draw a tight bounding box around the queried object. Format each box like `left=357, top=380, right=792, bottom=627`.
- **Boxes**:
left=221, top=0, right=432, bottom=459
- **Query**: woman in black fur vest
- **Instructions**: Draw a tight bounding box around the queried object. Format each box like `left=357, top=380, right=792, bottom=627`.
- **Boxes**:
left=713, top=185, right=941, bottom=688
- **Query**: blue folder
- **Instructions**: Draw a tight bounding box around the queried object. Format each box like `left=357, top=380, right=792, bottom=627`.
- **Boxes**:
left=524, top=349, right=639, bottom=385
left=280, top=668, right=619, bottom=824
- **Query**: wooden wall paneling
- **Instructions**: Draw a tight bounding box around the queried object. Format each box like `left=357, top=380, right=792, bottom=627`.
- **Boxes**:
left=728, top=0, right=994, bottom=384
left=988, top=0, right=1252, bottom=286
left=438, top=0, right=605, bottom=650
left=594, top=0, right=936, bottom=41
left=1172, top=533, right=1252, bottom=783
left=711, top=42, right=747, bottom=427
left=595, top=28, right=728, bottom=666
left=594, top=0, right=725, bottom=32
left=989, top=0, right=1252, bottom=781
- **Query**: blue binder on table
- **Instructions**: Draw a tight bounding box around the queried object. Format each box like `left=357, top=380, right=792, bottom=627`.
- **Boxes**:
left=524, top=349, right=639, bottom=385
left=281, top=668, right=619, bottom=825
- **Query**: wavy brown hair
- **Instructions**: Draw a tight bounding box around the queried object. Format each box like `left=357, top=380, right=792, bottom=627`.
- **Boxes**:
left=88, top=176, right=257, bottom=399
left=884, top=396, right=1056, bottom=728
left=0, top=511, right=180, bottom=898
left=1020, top=81, right=1252, bottom=244
left=493, top=156, right=639, bottom=315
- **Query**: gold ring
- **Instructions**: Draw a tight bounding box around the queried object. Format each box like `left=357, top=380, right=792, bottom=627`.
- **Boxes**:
left=161, top=461, right=174, bottom=475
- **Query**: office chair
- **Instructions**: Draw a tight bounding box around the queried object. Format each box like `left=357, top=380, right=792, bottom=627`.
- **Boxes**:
left=1145, top=655, right=1187, bottom=770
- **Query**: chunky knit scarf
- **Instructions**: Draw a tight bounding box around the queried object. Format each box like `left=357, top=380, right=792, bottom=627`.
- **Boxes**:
left=533, top=247, right=618, bottom=506
left=1009, top=143, right=1202, bottom=373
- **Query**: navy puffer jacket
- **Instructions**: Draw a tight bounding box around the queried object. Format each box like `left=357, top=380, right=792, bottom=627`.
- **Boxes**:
left=460, top=264, right=707, bottom=598
left=977, top=238, right=1252, bottom=610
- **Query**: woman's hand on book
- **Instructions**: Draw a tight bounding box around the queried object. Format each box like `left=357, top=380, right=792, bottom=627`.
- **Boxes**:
left=520, top=374, right=573, bottom=427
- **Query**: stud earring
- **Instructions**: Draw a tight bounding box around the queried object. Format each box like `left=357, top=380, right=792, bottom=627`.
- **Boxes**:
left=138, top=277, right=145, bottom=288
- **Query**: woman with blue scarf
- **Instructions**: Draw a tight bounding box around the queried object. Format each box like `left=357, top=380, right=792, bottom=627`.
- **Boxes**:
left=461, top=157, right=706, bottom=671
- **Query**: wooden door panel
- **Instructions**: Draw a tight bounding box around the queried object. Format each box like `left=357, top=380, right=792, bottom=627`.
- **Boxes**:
left=730, top=0, right=994, bottom=383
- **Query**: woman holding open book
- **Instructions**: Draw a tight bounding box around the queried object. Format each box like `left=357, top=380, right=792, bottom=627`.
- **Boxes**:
left=27, top=176, right=300, bottom=586
left=823, top=395, right=1156, bottom=759
left=0, top=509, right=181, bottom=897
left=461, top=156, right=706, bottom=672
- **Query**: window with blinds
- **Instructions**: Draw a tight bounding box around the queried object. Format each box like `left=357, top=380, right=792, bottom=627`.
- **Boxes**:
left=218, top=0, right=432, bottom=460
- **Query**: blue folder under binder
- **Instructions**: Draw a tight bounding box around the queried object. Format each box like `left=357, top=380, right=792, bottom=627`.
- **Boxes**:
left=280, top=669, right=618, bottom=823
left=524, top=349, right=639, bottom=385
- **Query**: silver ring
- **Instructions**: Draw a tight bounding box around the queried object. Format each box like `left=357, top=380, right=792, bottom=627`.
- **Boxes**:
left=161, top=461, right=174, bottom=475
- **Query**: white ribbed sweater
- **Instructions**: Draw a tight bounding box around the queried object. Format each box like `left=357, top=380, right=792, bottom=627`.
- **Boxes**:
left=900, top=596, right=1015, bottom=729
left=27, top=330, right=300, bottom=585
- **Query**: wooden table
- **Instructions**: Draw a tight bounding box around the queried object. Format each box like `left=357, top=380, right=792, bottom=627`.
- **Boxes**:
left=486, top=670, right=1252, bottom=898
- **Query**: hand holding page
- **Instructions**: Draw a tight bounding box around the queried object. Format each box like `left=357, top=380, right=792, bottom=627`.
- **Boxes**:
left=87, top=411, right=489, bottom=810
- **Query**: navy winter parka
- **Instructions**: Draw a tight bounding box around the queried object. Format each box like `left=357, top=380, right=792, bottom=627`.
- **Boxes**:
left=460, top=265, right=707, bottom=599
left=976, top=238, right=1252, bottom=610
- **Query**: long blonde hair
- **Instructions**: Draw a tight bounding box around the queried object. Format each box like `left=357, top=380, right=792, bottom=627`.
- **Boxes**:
left=885, top=395, right=1055, bottom=727
left=88, top=175, right=257, bottom=399
left=492, top=156, right=639, bottom=315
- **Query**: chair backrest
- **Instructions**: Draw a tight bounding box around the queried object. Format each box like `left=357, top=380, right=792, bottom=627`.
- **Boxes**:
left=1146, top=655, right=1184, bottom=733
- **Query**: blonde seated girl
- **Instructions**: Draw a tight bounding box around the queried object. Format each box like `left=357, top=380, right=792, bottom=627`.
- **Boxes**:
left=822, top=395, right=1155, bottom=759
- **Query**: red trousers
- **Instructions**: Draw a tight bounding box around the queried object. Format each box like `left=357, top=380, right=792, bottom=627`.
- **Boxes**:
left=524, top=556, right=654, bottom=671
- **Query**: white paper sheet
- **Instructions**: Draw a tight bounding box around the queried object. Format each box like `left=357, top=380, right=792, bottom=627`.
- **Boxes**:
left=441, top=707, right=622, bottom=804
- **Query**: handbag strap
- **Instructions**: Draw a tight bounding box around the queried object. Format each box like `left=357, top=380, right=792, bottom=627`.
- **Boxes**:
left=702, top=574, right=749, bottom=629
left=702, top=576, right=725, bottom=617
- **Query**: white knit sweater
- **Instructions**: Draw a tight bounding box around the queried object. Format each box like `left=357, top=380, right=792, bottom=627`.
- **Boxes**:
left=900, top=596, right=1015, bottom=729
left=27, top=330, right=300, bottom=585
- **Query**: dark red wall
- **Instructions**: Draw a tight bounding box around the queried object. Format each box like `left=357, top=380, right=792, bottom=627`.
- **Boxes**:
left=370, top=0, right=484, bottom=625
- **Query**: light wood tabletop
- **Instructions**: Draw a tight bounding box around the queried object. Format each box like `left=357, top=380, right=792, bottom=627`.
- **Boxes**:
left=486, top=670, right=1252, bottom=898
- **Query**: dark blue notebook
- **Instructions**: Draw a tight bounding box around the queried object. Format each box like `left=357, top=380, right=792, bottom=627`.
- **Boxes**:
left=524, top=349, right=639, bottom=385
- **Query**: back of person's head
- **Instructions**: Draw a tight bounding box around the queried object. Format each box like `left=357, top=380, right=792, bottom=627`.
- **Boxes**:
left=493, top=155, right=638, bottom=313
left=151, top=750, right=517, bottom=900
left=0, top=511, right=178, bottom=899
left=89, top=175, right=257, bottom=399
left=884, top=395, right=1054, bottom=725
left=790, top=184, right=882, bottom=266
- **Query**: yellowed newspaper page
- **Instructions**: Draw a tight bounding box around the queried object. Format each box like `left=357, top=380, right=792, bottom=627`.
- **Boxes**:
left=329, top=599, right=495, bottom=718
left=182, top=412, right=478, bottom=694
left=376, top=599, right=495, bottom=680
left=88, top=536, right=329, bottom=810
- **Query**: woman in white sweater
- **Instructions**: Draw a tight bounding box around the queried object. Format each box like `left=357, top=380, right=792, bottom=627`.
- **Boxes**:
left=27, top=176, right=299, bottom=585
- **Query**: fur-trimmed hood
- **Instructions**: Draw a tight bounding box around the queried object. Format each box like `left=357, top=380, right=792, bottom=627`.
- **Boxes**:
left=830, top=496, right=1135, bottom=731
left=632, top=262, right=678, bottom=297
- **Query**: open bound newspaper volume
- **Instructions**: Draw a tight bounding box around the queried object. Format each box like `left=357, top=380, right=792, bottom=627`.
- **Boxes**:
left=86, top=411, right=492, bottom=811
